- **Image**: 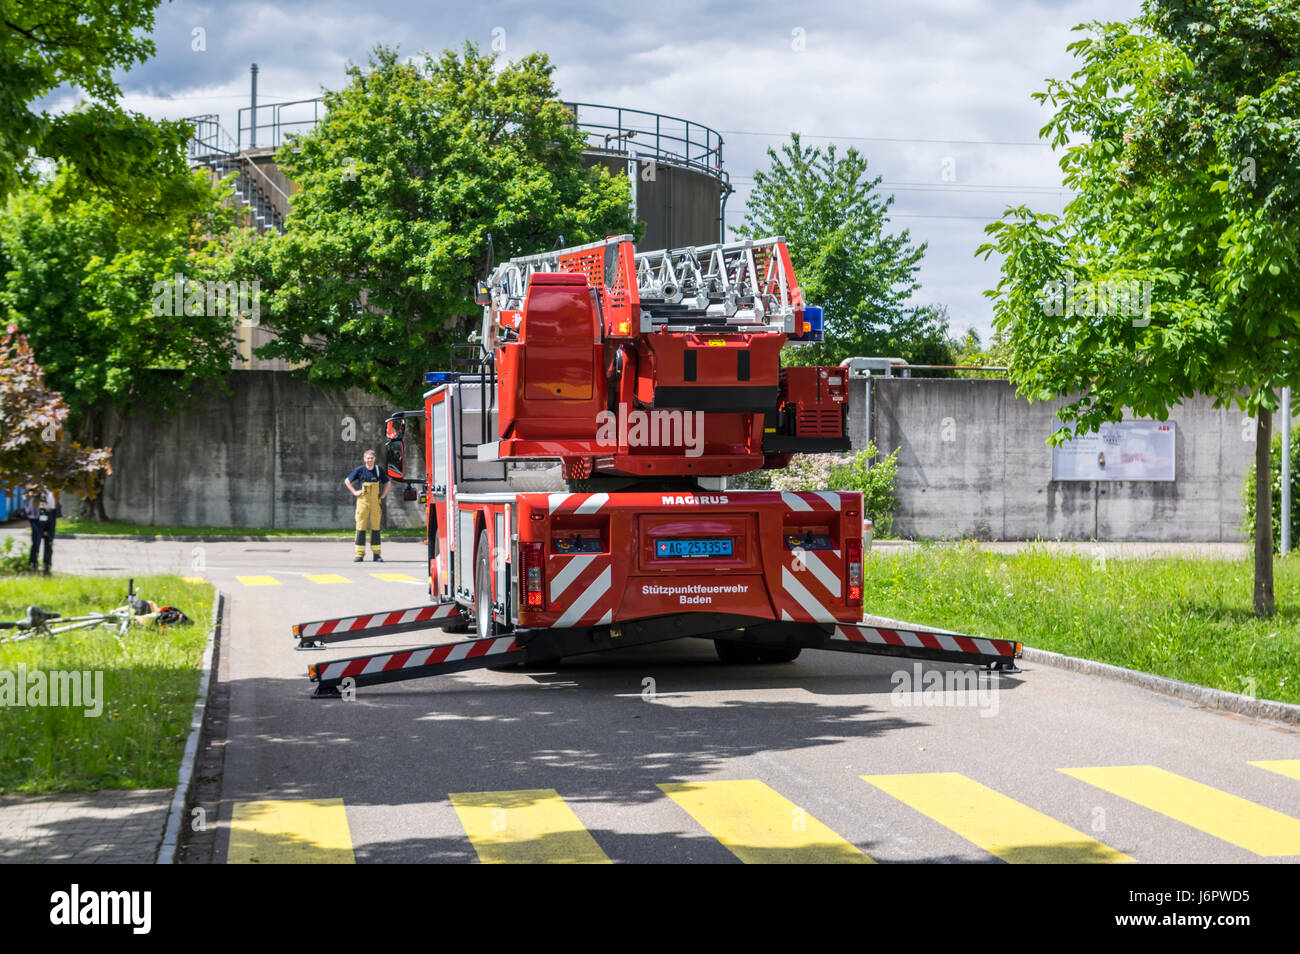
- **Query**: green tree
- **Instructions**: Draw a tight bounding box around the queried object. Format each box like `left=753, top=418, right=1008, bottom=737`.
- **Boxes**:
left=1243, top=430, right=1300, bottom=552
left=246, top=44, right=638, bottom=409
left=976, top=0, right=1300, bottom=616
left=949, top=326, right=1014, bottom=379
left=737, top=133, right=939, bottom=366
left=0, top=165, right=241, bottom=517
left=0, top=0, right=180, bottom=203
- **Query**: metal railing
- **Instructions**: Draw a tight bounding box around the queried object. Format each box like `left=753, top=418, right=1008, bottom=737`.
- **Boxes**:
left=184, top=114, right=290, bottom=233
left=225, top=97, right=727, bottom=182
left=237, top=97, right=327, bottom=151
left=187, top=113, right=237, bottom=159
left=561, top=102, right=725, bottom=179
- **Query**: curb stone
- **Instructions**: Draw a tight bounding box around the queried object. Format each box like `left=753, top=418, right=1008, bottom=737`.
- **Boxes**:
left=156, top=590, right=223, bottom=863
left=1020, top=646, right=1300, bottom=726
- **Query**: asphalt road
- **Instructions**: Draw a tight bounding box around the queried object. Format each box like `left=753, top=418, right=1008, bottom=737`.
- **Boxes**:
left=13, top=533, right=1300, bottom=864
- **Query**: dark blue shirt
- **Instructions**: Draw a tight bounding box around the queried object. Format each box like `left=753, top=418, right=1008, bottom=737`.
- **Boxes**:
left=347, top=465, right=389, bottom=486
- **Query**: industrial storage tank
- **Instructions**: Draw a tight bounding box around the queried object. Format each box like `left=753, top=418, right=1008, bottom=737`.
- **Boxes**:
left=186, top=96, right=731, bottom=369
left=561, top=102, right=731, bottom=249
left=188, top=98, right=731, bottom=249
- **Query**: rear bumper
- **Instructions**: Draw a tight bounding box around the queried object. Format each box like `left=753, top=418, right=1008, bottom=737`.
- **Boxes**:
left=517, top=489, right=866, bottom=629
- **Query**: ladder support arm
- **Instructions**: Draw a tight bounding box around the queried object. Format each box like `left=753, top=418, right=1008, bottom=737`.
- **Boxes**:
left=293, top=602, right=466, bottom=649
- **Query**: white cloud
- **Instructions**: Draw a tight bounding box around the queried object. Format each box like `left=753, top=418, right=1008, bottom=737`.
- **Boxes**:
left=50, top=0, right=1141, bottom=342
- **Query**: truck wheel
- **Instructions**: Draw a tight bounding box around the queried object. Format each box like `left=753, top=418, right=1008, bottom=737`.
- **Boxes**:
left=714, top=639, right=801, bottom=664
left=714, top=639, right=765, bottom=664
left=474, top=529, right=495, bottom=639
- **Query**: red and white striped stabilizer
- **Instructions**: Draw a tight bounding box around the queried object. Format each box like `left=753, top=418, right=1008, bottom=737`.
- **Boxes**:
left=831, top=624, right=1020, bottom=663
left=294, top=602, right=463, bottom=646
left=309, top=634, right=522, bottom=691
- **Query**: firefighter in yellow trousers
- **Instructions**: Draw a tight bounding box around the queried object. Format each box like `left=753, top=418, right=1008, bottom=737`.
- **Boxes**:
left=345, top=449, right=390, bottom=561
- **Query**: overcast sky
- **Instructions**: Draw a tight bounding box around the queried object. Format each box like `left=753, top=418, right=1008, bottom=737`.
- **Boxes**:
left=45, top=0, right=1144, bottom=344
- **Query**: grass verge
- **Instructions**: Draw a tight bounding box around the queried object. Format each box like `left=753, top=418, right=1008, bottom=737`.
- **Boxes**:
left=0, top=574, right=215, bottom=794
left=863, top=543, right=1300, bottom=706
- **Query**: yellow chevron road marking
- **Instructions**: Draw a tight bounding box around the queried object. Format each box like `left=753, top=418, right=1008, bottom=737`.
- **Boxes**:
left=659, top=780, right=872, bottom=864
left=228, top=799, right=354, bottom=864
left=1250, top=759, right=1300, bottom=783
left=863, top=772, right=1132, bottom=864
left=1062, top=765, right=1300, bottom=857
left=450, top=789, right=610, bottom=864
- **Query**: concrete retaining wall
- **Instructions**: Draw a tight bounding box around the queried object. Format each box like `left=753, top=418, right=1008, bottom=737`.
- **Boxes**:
left=860, top=378, right=1254, bottom=542
left=101, top=371, right=1257, bottom=540
left=102, top=371, right=425, bottom=529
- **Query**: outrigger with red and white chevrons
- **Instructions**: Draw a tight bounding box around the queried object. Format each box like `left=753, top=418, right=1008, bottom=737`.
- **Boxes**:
left=298, top=235, right=1022, bottom=697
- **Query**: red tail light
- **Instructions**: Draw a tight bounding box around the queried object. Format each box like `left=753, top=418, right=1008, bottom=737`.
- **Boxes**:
left=845, top=538, right=862, bottom=603
left=522, top=542, right=545, bottom=608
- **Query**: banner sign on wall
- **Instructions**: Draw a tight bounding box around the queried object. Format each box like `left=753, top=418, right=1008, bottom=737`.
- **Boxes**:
left=1052, top=421, right=1176, bottom=481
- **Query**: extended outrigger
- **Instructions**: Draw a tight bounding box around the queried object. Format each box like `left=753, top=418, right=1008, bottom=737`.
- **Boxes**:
left=299, top=604, right=1021, bottom=698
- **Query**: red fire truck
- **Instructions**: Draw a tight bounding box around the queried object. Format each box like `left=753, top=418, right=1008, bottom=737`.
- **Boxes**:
left=296, top=235, right=1020, bottom=696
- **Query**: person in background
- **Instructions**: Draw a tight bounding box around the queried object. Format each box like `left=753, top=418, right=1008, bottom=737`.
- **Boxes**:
left=23, top=487, right=58, bottom=575
left=344, top=449, right=390, bottom=562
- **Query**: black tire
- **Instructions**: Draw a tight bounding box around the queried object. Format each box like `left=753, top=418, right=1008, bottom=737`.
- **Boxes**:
left=474, top=529, right=494, bottom=639
left=714, top=639, right=801, bottom=664
left=714, top=639, right=765, bottom=664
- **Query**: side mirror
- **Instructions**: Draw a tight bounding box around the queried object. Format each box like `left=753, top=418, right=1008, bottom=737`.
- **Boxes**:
left=402, top=484, right=418, bottom=502
left=385, top=438, right=404, bottom=481
left=385, top=417, right=405, bottom=440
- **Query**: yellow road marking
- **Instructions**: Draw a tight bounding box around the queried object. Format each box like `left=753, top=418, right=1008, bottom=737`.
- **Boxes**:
left=305, top=574, right=351, bottom=584
left=659, top=780, right=872, bottom=864
left=236, top=575, right=280, bottom=586
left=862, top=772, right=1132, bottom=864
left=228, top=799, right=355, bottom=864
left=449, top=789, right=610, bottom=864
left=180, top=576, right=206, bottom=584
left=1062, top=765, right=1300, bottom=856
left=1251, top=759, right=1300, bottom=783
left=371, top=573, right=423, bottom=582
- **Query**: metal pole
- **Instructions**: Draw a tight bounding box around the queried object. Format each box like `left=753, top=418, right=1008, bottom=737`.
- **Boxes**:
left=863, top=373, right=872, bottom=451
left=628, top=149, right=638, bottom=228
left=250, top=63, right=259, bottom=148
left=1282, top=386, right=1291, bottom=555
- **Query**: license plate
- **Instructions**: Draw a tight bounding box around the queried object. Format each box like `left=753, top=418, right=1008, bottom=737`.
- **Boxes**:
left=656, top=538, right=732, bottom=558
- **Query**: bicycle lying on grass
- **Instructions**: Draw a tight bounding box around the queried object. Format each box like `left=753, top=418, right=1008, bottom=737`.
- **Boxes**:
left=0, top=580, right=189, bottom=646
